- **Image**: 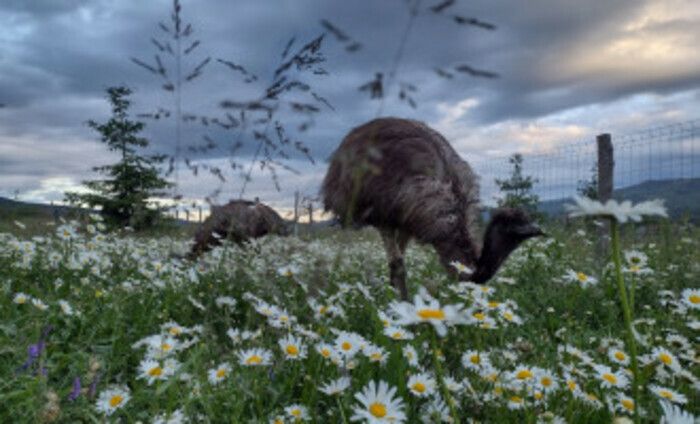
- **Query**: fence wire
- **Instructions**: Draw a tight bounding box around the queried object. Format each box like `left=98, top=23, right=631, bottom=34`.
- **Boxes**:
left=473, top=119, right=700, bottom=206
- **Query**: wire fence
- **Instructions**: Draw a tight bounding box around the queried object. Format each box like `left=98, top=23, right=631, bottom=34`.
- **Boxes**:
left=473, top=119, right=700, bottom=207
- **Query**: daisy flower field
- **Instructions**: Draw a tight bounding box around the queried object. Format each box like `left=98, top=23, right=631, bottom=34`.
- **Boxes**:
left=0, top=216, right=698, bottom=422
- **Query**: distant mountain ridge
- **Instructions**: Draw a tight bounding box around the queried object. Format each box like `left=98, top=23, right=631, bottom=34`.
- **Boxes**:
left=3, top=178, right=700, bottom=225
left=539, top=178, right=700, bottom=221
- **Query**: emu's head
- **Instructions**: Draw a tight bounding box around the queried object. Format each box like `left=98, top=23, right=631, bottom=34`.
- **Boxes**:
left=470, top=208, right=544, bottom=283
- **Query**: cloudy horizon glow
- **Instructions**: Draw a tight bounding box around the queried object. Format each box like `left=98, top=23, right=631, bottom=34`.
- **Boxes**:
left=1, top=0, right=699, bottom=217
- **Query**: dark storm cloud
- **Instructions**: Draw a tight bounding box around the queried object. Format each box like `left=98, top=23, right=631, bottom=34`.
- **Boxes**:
left=1, top=0, right=699, bottom=204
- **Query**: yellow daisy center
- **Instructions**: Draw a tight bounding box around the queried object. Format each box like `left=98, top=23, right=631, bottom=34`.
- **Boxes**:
left=516, top=369, right=533, bottom=380
left=614, top=351, right=626, bottom=361
left=169, top=327, right=182, bottom=336
left=341, top=342, right=352, bottom=351
left=319, top=306, right=328, bottom=314
left=567, top=380, right=577, bottom=391
left=369, top=402, right=387, bottom=418
left=291, top=409, right=301, bottom=417
left=216, top=368, right=227, bottom=378
left=534, top=391, right=544, bottom=400
left=576, top=272, right=587, bottom=282
left=541, top=377, right=552, bottom=387
left=109, top=395, right=123, bottom=408
left=510, top=396, right=523, bottom=403
left=487, top=301, right=500, bottom=308
left=321, top=348, right=331, bottom=357
left=503, top=312, right=514, bottom=321
left=392, top=332, right=403, bottom=339
left=602, top=373, right=617, bottom=384
left=621, top=399, right=634, bottom=411
left=412, top=382, right=426, bottom=393
left=17, top=297, right=26, bottom=304
left=161, top=343, right=172, bottom=351
left=417, top=309, right=445, bottom=320
left=473, top=312, right=486, bottom=321
left=246, top=355, right=262, bottom=365
left=658, top=353, right=673, bottom=365
left=470, top=355, right=480, bottom=364
left=689, top=294, right=700, bottom=304
left=286, top=345, right=299, bottom=356
left=659, top=390, right=673, bottom=399
left=148, top=367, right=163, bottom=377
left=370, top=353, right=382, bottom=361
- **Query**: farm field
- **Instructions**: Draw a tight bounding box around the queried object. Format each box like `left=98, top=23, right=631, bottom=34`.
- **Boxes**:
left=0, top=217, right=698, bottom=423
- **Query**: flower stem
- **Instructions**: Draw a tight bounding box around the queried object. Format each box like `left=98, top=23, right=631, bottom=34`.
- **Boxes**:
left=336, top=396, right=349, bottom=424
left=610, top=219, right=641, bottom=424
left=430, top=330, right=460, bottom=423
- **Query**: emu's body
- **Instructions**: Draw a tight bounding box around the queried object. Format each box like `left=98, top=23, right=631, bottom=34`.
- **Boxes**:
left=188, top=199, right=288, bottom=259
left=322, top=117, right=541, bottom=299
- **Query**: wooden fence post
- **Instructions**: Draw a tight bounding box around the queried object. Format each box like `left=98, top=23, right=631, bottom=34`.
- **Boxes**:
left=597, top=133, right=614, bottom=201
left=596, top=133, right=614, bottom=255
left=293, top=191, right=300, bottom=236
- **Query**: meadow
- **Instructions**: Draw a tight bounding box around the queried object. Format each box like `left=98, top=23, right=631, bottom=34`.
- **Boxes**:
left=0, top=214, right=698, bottom=423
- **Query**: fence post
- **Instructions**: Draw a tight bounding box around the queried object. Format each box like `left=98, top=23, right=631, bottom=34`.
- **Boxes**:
left=596, top=133, right=614, bottom=255
left=293, top=190, right=300, bottom=237
left=597, top=133, right=614, bottom=201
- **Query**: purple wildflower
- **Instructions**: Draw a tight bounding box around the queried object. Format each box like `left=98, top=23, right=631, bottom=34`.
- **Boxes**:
left=68, top=377, right=82, bottom=401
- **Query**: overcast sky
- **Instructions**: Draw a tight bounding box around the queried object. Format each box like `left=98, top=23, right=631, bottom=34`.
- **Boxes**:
left=1, top=0, right=699, bottom=217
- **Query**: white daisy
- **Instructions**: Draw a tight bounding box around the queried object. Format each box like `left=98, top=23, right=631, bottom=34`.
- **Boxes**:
left=406, top=373, right=436, bottom=398
left=13, top=292, right=29, bottom=305
left=279, top=334, right=307, bottom=360
left=680, top=288, right=700, bottom=310
left=284, top=404, right=309, bottom=421
left=593, top=364, right=629, bottom=390
left=402, top=345, right=419, bottom=367
left=608, top=348, right=630, bottom=366
left=31, top=298, right=48, bottom=311
left=215, top=296, right=237, bottom=308
left=649, top=385, right=687, bottom=404
left=58, top=300, right=75, bottom=316
left=659, top=400, right=696, bottom=424
left=389, top=293, right=465, bottom=337
left=351, top=380, right=406, bottom=423
left=565, top=196, right=667, bottom=223
left=652, top=347, right=682, bottom=373
left=237, top=348, right=273, bottom=366
left=95, top=386, right=130, bottom=416
left=383, top=326, right=414, bottom=341
left=319, top=376, right=351, bottom=396
left=207, top=362, right=232, bottom=385
left=137, top=358, right=175, bottom=385
left=563, top=270, right=598, bottom=287
left=334, top=331, right=364, bottom=359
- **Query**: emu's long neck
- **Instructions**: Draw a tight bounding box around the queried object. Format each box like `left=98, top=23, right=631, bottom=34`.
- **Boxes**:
left=471, top=222, right=515, bottom=284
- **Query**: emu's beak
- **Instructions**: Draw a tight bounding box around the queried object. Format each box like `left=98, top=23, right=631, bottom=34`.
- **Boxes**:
left=514, top=223, right=545, bottom=238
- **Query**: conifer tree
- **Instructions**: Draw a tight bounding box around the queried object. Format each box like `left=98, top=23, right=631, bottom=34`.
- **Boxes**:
left=66, top=86, right=172, bottom=229
left=495, top=153, right=540, bottom=214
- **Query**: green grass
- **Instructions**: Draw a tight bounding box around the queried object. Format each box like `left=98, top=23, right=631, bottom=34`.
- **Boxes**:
left=0, top=217, right=698, bottom=423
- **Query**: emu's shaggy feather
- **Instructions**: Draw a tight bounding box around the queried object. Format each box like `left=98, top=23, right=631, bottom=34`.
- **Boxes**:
left=322, top=117, right=541, bottom=298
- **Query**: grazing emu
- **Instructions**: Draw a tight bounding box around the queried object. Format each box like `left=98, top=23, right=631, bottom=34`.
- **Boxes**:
left=188, top=199, right=288, bottom=259
left=321, top=117, right=543, bottom=299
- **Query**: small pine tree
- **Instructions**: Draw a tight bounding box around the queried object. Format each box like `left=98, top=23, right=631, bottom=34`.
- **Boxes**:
left=577, top=164, right=598, bottom=200
left=495, top=153, right=540, bottom=214
left=66, top=86, right=172, bottom=229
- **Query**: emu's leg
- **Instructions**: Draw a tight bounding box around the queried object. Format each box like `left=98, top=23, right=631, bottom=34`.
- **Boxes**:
left=381, top=229, right=409, bottom=300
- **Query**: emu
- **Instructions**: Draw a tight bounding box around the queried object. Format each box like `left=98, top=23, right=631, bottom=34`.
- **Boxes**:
left=321, top=117, right=543, bottom=299
left=188, top=199, right=288, bottom=259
